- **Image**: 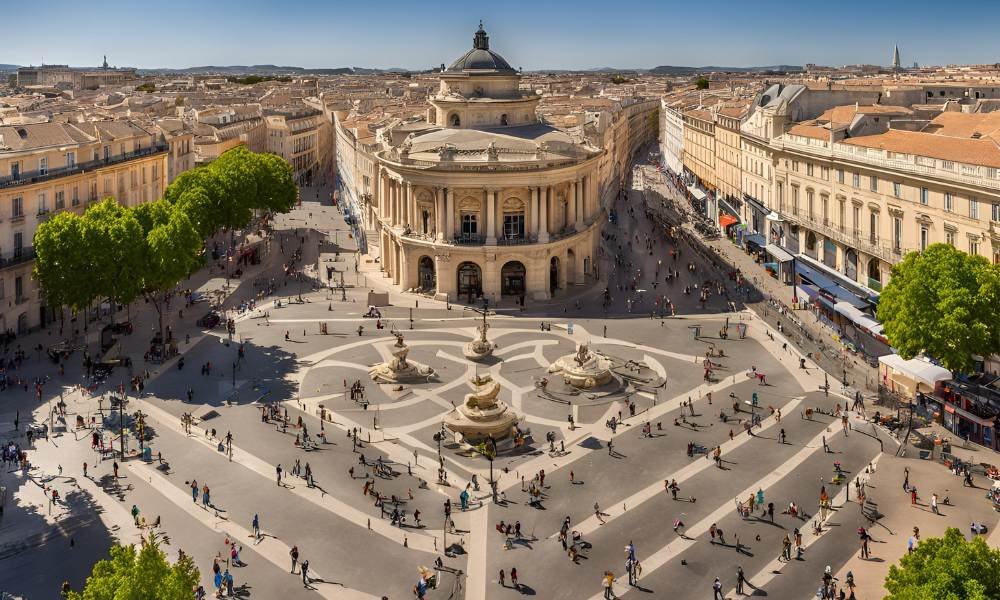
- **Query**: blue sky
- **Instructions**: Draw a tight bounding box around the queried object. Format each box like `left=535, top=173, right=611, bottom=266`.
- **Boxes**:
left=5, top=0, right=1000, bottom=70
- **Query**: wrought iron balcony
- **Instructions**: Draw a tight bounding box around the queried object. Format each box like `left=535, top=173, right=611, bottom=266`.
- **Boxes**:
left=0, top=145, right=168, bottom=190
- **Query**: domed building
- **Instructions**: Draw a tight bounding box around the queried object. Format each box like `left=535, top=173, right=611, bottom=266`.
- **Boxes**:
left=335, top=24, right=659, bottom=303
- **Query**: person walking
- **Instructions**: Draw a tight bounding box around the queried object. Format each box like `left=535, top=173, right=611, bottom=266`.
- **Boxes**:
left=510, top=567, right=518, bottom=590
left=903, top=466, right=910, bottom=491
left=713, top=577, right=724, bottom=600
left=131, top=504, right=140, bottom=526
left=276, top=464, right=283, bottom=486
left=931, top=493, right=939, bottom=515
left=498, top=569, right=505, bottom=587
left=602, top=571, right=615, bottom=599
left=301, top=559, right=310, bottom=587
left=252, top=514, right=260, bottom=540
left=289, top=545, right=298, bottom=573
left=736, top=566, right=746, bottom=594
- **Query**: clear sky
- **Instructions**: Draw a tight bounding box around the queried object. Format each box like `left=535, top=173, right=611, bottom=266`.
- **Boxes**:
left=5, top=0, right=1000, bottom=70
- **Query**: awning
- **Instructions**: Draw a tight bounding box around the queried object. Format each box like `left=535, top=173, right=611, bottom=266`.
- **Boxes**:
left=834, top=301, right=882, bottom=332
left=951, top=403, right=996, bottom=427
left=766, top=211, right=785, bottom=222
left=795, top=262, right=868, bottom=309
left=796, top=253, right=880, bottom=302
left=719, top=214, right=738, bottom=229
left=766, top=243, right=794, bottom=262
left=817, top=295, right=836, bottom=312
left=744, top=194, right=768, bottom=214
left=745, top=233, right=766, bottom=248
left=878, top=354, right=951, bottom=388
left=719, top=198, right=741, bottom=219
left=797, top=284, right=819, bottom=300
left=687, top=185, right=707, bottom=201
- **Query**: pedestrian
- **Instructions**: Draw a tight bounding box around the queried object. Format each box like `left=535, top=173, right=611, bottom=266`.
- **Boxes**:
left=113, top=461, right=119, bottom=478
left=276, top=464, right=283, bottom=486
left=736, top=566, right=746, bottom=594
left=713, top=577, right=723, bottom=600
left=131, top=504, right=140, bottom=526
left=252, top=514, right=260, bottom=539
left=903, top=466, right=910, bottom=491
left=510, top=567, right=518, bottom=590
left=301, top=559, right=310, bottom=587
left=82, top=462, right=88, bottom=478
left=191, top=480, right=198, bottom=503
left=498, top=569, right=505, bottom=587
left=931, top=493, right=939, bottom=515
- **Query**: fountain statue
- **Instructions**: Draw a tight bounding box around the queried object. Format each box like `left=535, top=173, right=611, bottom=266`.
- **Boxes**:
left=547, top=342, right=613, bottom=389
left=369, top=333, right=435, bottom=383
left=462, top=312, right=495, bottom=361
left=444, top=373, right=519, bottom=442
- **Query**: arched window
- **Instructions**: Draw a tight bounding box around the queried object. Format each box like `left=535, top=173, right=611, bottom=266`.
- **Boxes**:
left=450, top=114, right=461, bottom=127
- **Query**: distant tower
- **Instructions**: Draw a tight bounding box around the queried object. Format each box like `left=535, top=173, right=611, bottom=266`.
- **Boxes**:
left=102, top=54, right=109, bottom=69
left=892, top=44, right=901, bottom=69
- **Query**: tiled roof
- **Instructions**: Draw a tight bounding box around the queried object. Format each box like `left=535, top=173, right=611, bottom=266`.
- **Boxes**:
left=842, top=129, right=1000, bottom=169
left=0, top=122, right=95, bottom=152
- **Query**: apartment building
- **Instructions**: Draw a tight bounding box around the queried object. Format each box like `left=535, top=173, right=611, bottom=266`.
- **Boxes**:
left=0, top=121, right=168, bottom=333
left=265, top=107, right=332, bottom=186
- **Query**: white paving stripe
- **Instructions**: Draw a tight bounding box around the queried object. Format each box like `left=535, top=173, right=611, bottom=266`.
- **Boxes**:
left=725, top=453, right=882, bottom=598
left=588, top=422, right=845, bottom=600
left=127, top=462, right=379, bottom=600
left=136, top=397, right=440, bottom=553
left=561, top=396, right=804, bottom=539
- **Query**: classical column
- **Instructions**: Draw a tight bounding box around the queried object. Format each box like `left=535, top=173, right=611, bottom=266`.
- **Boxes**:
left=402, top=182, right=411, bottom=227
left=530, top=187, right=539, bottom=239
left=378, top=171, right=387, bottom=220
left=445, top=188, right=455, bottom=241
left=568, top=180, right=578, bottom=230
left=486, top=188, right=497, bottom=245
left=575, top=177, right=585, bottom=229
left=435, top=187, right=445, bottom=241
left=538, top=186, right=550, bottom=243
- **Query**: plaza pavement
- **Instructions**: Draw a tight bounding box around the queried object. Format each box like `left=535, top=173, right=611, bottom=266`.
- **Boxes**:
left=0, top=172, right=996, bottom=600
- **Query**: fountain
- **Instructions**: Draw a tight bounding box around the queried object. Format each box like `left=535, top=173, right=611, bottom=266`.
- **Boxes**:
left=444, top=373, right=519, bottom=442
left=463, top=319, right=495, bottom=361
left=368, top=333, right=435, bottom=383
left=547, top=342, right=614, bottom=389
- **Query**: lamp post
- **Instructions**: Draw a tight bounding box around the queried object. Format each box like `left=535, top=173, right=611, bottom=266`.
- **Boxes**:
left=484, top=435, right=498, bottom=503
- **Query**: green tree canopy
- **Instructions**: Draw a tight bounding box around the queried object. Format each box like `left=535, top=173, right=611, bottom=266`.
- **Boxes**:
left=33, top=211, right=97, bottom=312
left=695, top=77, right=710, bottom=89
left=877, top=243, right=1000, bottom=372
left=82, top=199, right=144, bottom=307
left=885, top=528, right=1000, bottom=600
left=66, top=533, right=200, bottom=600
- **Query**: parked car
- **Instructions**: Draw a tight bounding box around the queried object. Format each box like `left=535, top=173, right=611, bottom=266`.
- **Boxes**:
left=197, top=311, right=221, bottom=328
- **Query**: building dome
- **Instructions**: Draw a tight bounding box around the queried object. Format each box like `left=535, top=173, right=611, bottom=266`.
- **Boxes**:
left=446, top=23, right=516, bottom=74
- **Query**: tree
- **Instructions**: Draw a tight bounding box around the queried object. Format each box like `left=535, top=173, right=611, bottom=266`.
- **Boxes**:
left=82, top=199, right=144, bottom=314
left=695, top=77, right=710, bottom=90
left=884, top=528, right=1000, bottom=600
left=136, top=82, right=156, bottom=93
left=877, top=243, right=1000, bottom=373
left=66, top=533, right=200, bottom=600
left=33, top=211, right=99, bottom=315
left=252, top=151, right=297, bottom=214
left=135, top=201, right=203, bottom=349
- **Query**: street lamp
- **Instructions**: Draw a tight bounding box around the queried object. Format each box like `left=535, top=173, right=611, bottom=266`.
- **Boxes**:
left=484, top=435, right=498, bottom=503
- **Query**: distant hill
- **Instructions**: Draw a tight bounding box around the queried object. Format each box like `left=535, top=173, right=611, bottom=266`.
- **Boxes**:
left=0, top=64, right=20, bottom=72
left=137, top=65, right=410, bottom=76
left=650, top=65, right=803, bottom=75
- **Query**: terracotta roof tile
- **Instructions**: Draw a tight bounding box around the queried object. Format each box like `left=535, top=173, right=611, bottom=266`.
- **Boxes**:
left=842, top=129, right=1000, bottom=169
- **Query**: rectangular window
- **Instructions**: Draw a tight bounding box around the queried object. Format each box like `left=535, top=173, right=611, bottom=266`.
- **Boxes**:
left=946, top=231, right=956, bottom=246
left=852, top=173, right=860, bottom=187
left=55, top=190, right=64, bottom=209
left=72, top=187, right=79, bottom=207
left=920, top=187, right=929, bottom=205
left=11, top=197, right=23, bottom=218
left=13, top=232, right=23, bottom=254
left=870, top=175, right=878, bottom=193
left=104, top=176, right=111, bottom=194
left=920, top=227, right=928, bottom=251
left=14, top=276, right=22, bottom=303
left=970, top=197, right=979, bottom=219
left=893, top=182, right=902, bottom=198
left=66, top=152, right=75, bottom=168
left=821, top=166, right=829, bottom=180
left=38, top=156, right=47, bottom=175
left=503, top=214, right=525, bottom=240
left=853, top=206, right=860, bottom=230
left=836, top=169, right=844, bottom=184
left=461, top=214, right=478, bottom=235
left=792, top=160, right=799, bottom=172
left=970, top=239, right=979, bottom=256
left=806, top=163, right=814, bottom=176
left=893, top=217, right=902, bottom=251
left=37, top=192, right=46, bottom=212
left=993, top=203, right=1000, bottom=223
left=944, top=192, right=953, bottom=212
left=870, top=212, right=878, bottom=243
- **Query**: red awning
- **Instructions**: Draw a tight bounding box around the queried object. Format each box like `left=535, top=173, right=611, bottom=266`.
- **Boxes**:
left=719, top=214, right=738, bottom=229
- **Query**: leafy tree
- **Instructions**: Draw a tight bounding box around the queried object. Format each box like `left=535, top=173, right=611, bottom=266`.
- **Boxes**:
left=885, top=528, right=1000, bottom=600
left=66, top=532, right=199, bottom=600
left=135, top=201, right=203, bottom=347
left=136, top=82, right=156, bottom=93
left=252, top=151, right=297, bottom=214
left=877, top=243, right=1000, bottom=373
left=82, top=199, right=144, bottom=313
left=695, top=77, right=710, bottom=89
left=33, top=211, right=98, bottom=314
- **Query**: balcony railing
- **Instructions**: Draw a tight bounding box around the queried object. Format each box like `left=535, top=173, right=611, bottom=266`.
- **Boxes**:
left=0, top=247, right=36, bottom=270
left=497, top=236, right=536, bottom=246
left=0, top=145, right=168, bottom=190
left=452, top=233, right=485, bottom=246
left=781, top=210, right=912, bottom=264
